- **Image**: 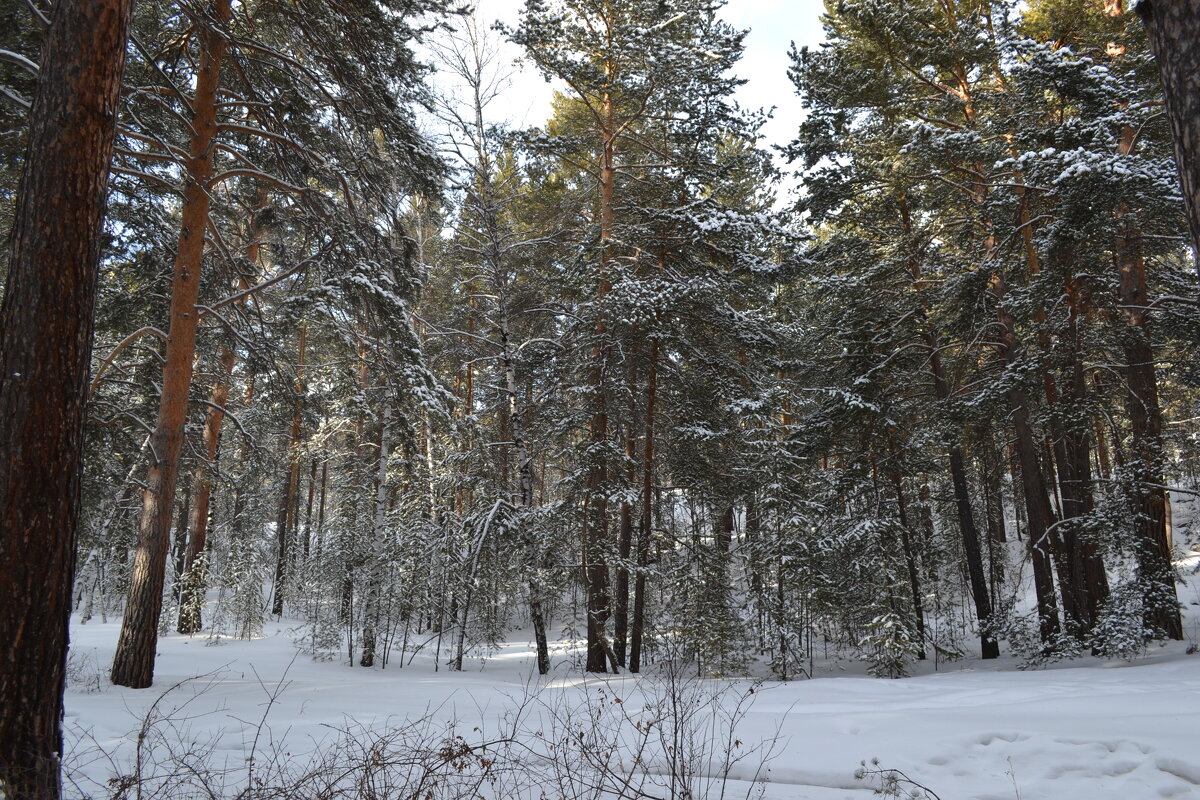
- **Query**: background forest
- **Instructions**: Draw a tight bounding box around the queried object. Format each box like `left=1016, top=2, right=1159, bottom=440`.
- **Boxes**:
left=2, top=0, right=1198, bottom=695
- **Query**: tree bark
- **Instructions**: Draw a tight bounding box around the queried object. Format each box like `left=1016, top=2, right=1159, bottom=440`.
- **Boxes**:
left=111, top=0, right=232, bottom=689
left=1136, top=0, right=1200, bottom=259
left=0, top=0, right=133, bottom=793
left=1114, top=199, right=1184, bottom=639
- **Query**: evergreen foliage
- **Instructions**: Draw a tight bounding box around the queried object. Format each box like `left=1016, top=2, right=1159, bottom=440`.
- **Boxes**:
left=1, top=0, right=1196, bottom=692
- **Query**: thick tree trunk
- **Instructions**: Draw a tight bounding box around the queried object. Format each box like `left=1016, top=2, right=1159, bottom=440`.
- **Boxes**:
left=178, top=347, right=235, bottom=634
left=1136, top=0, right=1200, bottom=259
left=0, top=0, right=132, bottom=793
left=1114, top=201, right=1184, bottom=639
left=111, top=0, right=232, bottom=689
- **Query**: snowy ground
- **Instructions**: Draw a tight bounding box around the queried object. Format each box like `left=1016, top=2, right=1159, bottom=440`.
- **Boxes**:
left=64, top=561, right=1200, bottom=800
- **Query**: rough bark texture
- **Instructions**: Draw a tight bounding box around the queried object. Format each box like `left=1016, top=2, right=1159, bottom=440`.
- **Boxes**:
left=111, top=0, right=232, bottom=689
left=0, top=1, right=133, bottom=795
left=1137, top=0, right=1200, bottom=258
left=1114, top=201, right=1184, bottom=639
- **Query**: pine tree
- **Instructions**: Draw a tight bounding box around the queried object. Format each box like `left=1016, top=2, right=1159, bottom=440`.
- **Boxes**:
left=108, top=0, right=452, bottom=687
left=1136, top=0, right=1200, bottom=257
left=0, top=0, right=133, bottom=794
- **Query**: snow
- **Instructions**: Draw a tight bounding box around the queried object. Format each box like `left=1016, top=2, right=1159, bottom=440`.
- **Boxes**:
left=63, top=578, right=1200, bottom=800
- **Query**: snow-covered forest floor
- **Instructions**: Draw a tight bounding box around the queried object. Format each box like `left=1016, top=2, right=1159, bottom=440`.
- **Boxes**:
left=63, top=553, right=1200, bottom=800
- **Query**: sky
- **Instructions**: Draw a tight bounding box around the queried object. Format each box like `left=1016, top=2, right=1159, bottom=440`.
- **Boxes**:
left=456, top=0, right=829, bottom=150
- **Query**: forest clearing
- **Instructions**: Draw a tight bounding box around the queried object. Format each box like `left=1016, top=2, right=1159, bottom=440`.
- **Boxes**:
left=58, top=547, right=1200, bottom=799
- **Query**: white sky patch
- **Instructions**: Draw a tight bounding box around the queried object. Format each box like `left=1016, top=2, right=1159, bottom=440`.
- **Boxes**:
left=432, top=0, right=827, bottom=147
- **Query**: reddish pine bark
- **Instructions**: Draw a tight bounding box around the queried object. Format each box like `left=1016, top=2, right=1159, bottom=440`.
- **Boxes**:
left=1114, top=199, right=1184, bottom=640
left=0, top=0, right=133, bottom=795
left=111, top=0, right=233, bottom=689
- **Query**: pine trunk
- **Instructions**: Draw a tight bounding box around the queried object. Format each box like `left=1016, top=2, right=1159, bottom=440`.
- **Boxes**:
left=1114, top=199, right=1184, bottom=639
left=111, top=0, right=232, bottom=690
left=1137, top=0, right=1200, bottom=258
left=0, top=0, right=133, bottom=792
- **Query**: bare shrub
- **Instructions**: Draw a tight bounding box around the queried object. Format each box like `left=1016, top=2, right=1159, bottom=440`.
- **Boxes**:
left=64, top=662, right=782, bottom=799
